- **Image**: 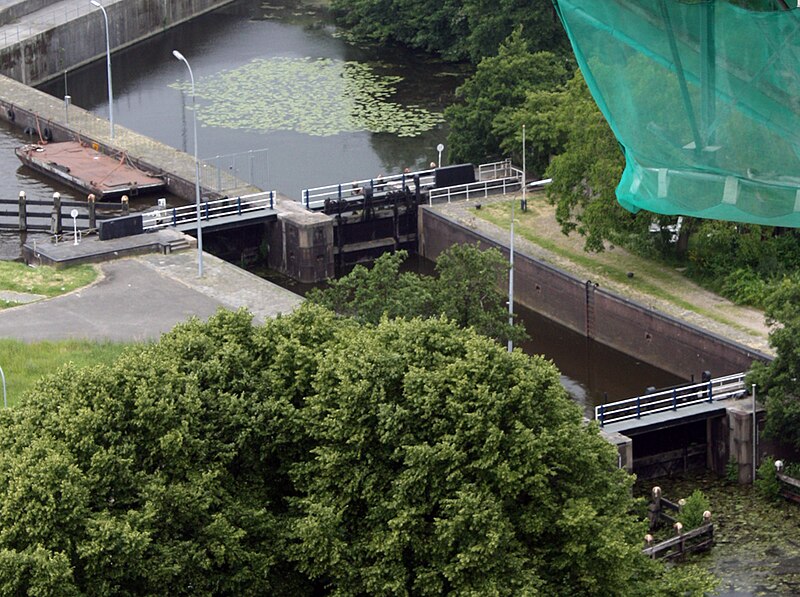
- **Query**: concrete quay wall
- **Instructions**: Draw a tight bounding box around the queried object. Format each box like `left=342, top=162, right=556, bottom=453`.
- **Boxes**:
left=1, top=0, right=233, bottom=86
left=419, top=207, right=770, bottom=381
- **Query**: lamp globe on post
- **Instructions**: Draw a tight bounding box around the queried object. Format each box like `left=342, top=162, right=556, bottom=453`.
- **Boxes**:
left=90, top=0, right=114, bottom=140
left=172, top=49, right=203, bottom=278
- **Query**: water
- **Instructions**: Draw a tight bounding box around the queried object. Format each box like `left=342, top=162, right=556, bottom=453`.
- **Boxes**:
left=38, top=0, right=467, bottom=199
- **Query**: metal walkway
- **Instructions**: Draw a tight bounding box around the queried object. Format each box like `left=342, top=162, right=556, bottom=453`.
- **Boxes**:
left=300, top=159, right=524, bottom=211
left=596, top=372, right=748, bottom=434
left=141, top=191, right=277, bottom=233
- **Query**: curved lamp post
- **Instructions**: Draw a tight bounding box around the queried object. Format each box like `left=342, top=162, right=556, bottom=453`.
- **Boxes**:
left=173, top=49, right=204, bottom=278
left=90, top=1, right=114, bottom=140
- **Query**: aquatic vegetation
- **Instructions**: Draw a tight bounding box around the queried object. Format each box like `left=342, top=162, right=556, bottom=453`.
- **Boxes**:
left=170, top=57, right=444, bottom=137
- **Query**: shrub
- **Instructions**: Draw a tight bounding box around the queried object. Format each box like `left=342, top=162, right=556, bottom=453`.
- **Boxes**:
left=755, top=457, right=782, bottom=502
left=677, top=489, right=710, bottom=529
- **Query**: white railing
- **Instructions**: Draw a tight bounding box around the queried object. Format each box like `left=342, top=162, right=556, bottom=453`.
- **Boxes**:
left=478, top=158, right=520, bottom=180
left=302, top=170, right=435, bottom=210
left=141, top=191, right=275, bottom=231
left=427, top=176, right=522, bottom=205
left=595, top=372, right=748, bottom=427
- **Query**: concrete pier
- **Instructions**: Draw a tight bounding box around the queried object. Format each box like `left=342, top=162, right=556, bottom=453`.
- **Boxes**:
left=0, top=0, right=234, bottom=85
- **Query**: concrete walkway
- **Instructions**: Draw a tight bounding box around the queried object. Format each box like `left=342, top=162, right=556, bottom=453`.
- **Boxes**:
left=0, top=250, right=304, bottom=342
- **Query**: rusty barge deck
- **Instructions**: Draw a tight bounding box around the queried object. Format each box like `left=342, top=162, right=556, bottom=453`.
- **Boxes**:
left=15, top=142, right=165, bottom=200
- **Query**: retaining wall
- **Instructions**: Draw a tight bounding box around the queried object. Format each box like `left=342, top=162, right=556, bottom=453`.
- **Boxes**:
left=1, top=0, right=233, bottom=85
left=419, top=207, right=770, bottom=380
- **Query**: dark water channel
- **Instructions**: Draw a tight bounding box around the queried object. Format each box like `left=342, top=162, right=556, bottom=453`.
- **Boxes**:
left=38, top=0, right=467, bottom=198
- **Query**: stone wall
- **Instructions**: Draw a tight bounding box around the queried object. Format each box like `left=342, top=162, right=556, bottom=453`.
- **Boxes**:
left=0, top=0, right=233, bottom=85
left=419, top=207, right=770, bottom=380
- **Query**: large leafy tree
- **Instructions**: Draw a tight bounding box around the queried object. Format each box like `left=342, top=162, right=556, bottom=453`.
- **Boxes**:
left=307, top=244, right=526, bottom=344
left=445, top=30, right=568, bottom=165
left=0, top=307, right=714, bottom=594
left=749, top=276, right=800, bottom=449
left=331, top=0, right=567, bottom=64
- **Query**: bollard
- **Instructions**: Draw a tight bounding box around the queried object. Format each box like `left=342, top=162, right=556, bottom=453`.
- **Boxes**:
left=18, top=191, right=26, bottom=232
left=87, top=194, right=96, bottom=230
left=121, top=195, right=129, bottom=216
left=50, top=192, right=62, bottom=234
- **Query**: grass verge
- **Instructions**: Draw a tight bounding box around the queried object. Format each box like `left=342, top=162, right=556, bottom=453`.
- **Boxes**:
left=0, top=262, right=97, bottom=300
left=0, top=339, right=134, bottom=407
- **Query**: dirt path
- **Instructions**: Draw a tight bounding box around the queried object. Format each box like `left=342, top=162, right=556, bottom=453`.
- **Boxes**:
left=435, top=193, right=773, bottom=357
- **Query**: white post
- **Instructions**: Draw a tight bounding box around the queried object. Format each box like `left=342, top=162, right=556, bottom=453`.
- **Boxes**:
left=437, top=143, right=444, bottom=168
left=752, top=383, right=757, bottom=483
left=70, top=209, right=79, bottom=245
left=173, top=50, right=203, bottom=278
left=90, top=1, right=113, bottom=140
left=0, top=366, right=5, bottom=408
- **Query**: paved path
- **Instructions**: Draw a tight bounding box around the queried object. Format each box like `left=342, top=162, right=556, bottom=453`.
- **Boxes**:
left=0, top=251, right=304, bottom=342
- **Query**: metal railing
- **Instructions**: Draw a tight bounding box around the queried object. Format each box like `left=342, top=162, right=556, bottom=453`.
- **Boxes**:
left=427, top=175, right=521, bottom=205
left=0, top=3, right=94, bottom=48
left=141, top=191, right=275, bottom=231
left=302, top=170, right=435, bottom=210
left=595, top=372, right=748, bottom=427
left=200, top=148, right=269, bottom=193
left=478, top=158, right=519, bottom=180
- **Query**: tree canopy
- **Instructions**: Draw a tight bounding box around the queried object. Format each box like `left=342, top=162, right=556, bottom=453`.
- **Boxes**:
left=307, top=244, right=527, bottom=345
left=330, top=0, right=568, bottom=64
left=0, top=306, right=713, bottom=595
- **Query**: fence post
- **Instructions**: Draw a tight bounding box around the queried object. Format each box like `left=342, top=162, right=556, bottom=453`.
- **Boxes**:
left=18, top=191, right=26, bottom=232
left=304, top=190, right=309, bottom=209
left=121, top=195, right=129, bottom=216
left=50, top=192, right=62, bottom=234
left=88, top=193, right=96, bottom=229
left=270, top=191, right=274, bottom=209
left=708, top=380, right=713, bottom=403
left=237, top=197, right=242, bottom=215
left=172, top=208, right=177, bottom=226
left=672, top=388, right=677, bottom=411
left=636, top=396, right=641, bottom=418
left=204, top=202, right=209, bottom=220
left=338, top=184, right=342, bottom=200
left=598, top=404, right=604, bottom=427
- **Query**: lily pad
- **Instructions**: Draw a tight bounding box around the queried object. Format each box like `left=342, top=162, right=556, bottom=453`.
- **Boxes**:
left=169, top=57, right=444, bottom=137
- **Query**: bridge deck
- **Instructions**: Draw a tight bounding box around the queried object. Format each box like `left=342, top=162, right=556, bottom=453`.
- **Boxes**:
left=173, top=209, right=277, bottom=234
left=600, top=400, right=729, bottom=435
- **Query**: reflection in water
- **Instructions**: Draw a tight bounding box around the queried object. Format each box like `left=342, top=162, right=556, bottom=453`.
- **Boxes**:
left=37, top=0, right=469, bottom=197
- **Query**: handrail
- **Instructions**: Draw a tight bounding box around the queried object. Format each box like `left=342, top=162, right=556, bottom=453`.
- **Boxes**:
left=595, top=372, right=747, bottom=427
left=428, top=176, right=521, bottom=205
left=302, top=170, right=436, bottom=210
left=141, top=191, right=275, bottom=230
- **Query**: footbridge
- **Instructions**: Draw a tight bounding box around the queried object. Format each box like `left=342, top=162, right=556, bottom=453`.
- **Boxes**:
left=597, top=372, right=760, bottom=483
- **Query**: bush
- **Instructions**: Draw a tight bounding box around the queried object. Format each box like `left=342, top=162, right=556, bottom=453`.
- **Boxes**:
left=755, top=457, right=782, bottom=502
left=677, top=489, right=710, bottom=529
left=719, top=268, right=768, bottom=306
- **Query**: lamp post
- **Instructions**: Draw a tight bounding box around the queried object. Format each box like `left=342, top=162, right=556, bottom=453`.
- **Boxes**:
left=508, top=125, right=525, bottom=353
left=173, top=49, right=204, bottom=278
left=90, top=1, right=113, bottom=140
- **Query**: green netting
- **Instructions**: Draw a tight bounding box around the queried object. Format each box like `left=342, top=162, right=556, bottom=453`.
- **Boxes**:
left=553, top=0, right=800, bottom=226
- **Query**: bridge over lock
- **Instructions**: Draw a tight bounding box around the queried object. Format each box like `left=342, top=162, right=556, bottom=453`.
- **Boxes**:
left=598, top=372, right=760, bottom=483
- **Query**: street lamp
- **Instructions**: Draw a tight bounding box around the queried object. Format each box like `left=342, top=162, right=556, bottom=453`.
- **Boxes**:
left=508, top=125, right=525, bottom=353
left=173, top=49, right=204, bottom=278
left=90, top=1, right=113, bottom=140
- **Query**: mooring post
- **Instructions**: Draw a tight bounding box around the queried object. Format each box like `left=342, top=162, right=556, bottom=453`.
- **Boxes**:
left=87, top=193, right=96, bottom=229
left=121, top=195, right=129, bottom=216
left=50, top=192, right=62, bottom=234
left=18, top=191, right=26, bottom=231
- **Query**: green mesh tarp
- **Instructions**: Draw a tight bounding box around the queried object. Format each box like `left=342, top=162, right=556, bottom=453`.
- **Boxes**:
left=553, top=0, right=800, bottom=226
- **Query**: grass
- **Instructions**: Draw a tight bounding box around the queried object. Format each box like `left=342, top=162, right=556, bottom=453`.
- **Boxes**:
left=0, top=262, right=97, bottom=300
left=475, top=199, right=752, bottom=332
left=0, top=339, right=134, bottom=407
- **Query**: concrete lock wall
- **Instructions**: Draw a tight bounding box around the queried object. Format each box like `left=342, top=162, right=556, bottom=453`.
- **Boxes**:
left=418, top=207, right=769, bottom=380
left=0, top=0, right=233, bottom=86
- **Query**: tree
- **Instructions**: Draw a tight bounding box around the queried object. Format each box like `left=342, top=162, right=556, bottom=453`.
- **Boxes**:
left=330, top=0, right=567, bottom=64
left=307, top=244, right=526, bottom=344
left=0, top=307, right=714, bottom=594
left=445, top=30, right=568, bottom=165
left=749, top=276, right=800, bottom=449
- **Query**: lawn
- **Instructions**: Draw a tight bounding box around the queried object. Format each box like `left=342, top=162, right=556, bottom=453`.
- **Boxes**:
left=0, top=339, right=134, bottom=407
left=0, top=261, right=97, bottom=300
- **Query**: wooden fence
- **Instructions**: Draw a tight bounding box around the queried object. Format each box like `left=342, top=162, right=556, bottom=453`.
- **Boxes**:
left=644, top=486, right=714, bottom=560
left=0, top=193, right=124, bottom=233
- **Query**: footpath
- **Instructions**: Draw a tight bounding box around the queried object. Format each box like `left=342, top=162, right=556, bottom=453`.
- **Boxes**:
left=0, top=250, right=303, bottom=342
left=436, top=193, right=774, bottom=357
